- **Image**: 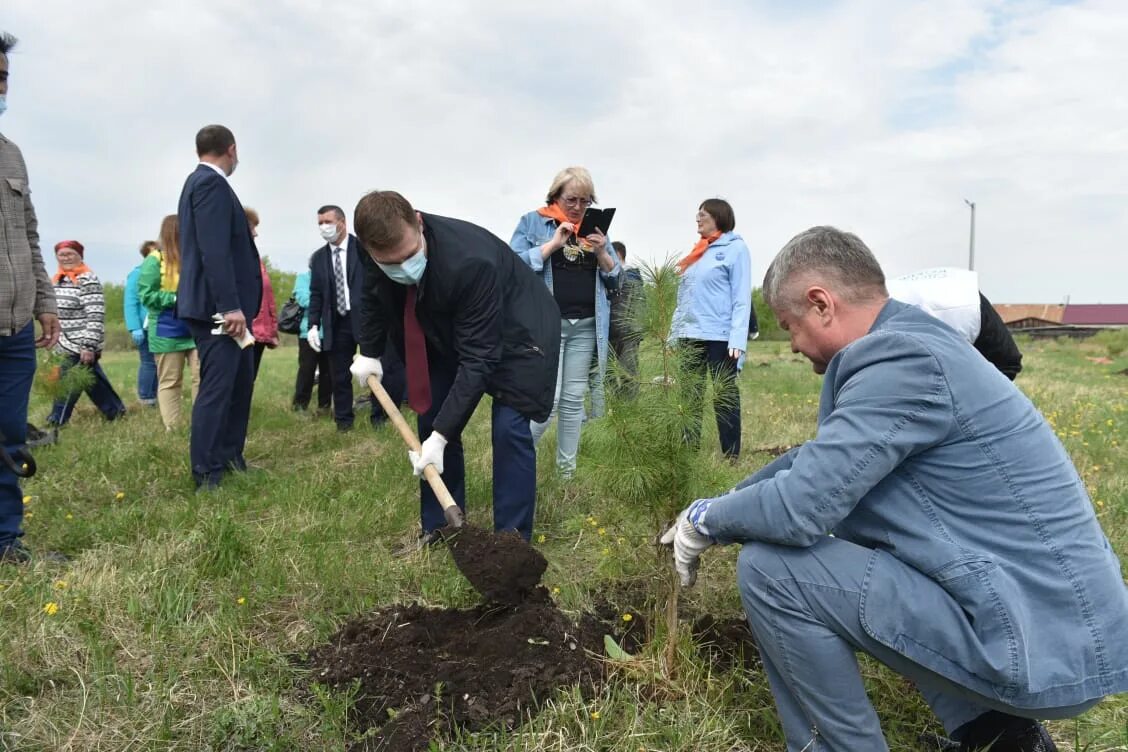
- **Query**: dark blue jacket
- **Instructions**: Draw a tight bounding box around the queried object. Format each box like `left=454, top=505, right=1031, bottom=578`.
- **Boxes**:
left=175, top=164, right=261, bottom=322
left=307, top=234, right=364, bottom=351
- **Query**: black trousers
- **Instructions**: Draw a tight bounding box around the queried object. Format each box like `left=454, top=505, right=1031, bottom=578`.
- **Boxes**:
left=328, top=312, right=406, bottom=427
left=187, top=320, right=256, bottom=486
left=292, top=337, right=332, bottom=410
left=680, top=338, right=742, bottom=458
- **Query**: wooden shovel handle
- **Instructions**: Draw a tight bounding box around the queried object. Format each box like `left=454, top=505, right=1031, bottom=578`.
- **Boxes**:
left=366, top=375, right=460, bottom=516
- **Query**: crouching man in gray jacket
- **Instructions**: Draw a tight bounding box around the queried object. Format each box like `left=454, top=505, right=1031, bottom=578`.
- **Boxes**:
left=663, top=226, right=1128, bottom=751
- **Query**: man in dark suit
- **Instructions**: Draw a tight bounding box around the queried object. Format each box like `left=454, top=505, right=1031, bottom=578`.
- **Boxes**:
left=176, top=124, right=261, bottom=490
left=348, top=190, right=561, bottom=546
left=306, top=204, right=404, bottom=432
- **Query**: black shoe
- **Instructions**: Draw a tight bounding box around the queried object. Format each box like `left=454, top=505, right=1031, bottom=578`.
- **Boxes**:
left=195, top=473, right=223, bottom=493
left=0, top=544, right=68, bottom=565
left=394, top=530, right=443, bottom=558
left=26, top=423, right=58, bottom=447
left=957, top=712, right=1058, bottom=752
left=336, top=422, right=353, bottom=433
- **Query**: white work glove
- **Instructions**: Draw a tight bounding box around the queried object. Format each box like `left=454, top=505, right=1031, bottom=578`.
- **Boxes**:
left=409, top=431, right=447, bottom=477
left=307, top=326, right=322, bottom=353
left=659, top=499, right=717, bottom=588
left=349, top=355, right=383, bottom=388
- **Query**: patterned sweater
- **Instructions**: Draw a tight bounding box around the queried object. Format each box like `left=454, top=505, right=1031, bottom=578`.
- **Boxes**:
left=54, top=272, right=105, bottom=355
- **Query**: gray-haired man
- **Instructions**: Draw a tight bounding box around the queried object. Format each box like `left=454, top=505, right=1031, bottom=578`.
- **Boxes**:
left=663, top=226, right=1128, bottom=751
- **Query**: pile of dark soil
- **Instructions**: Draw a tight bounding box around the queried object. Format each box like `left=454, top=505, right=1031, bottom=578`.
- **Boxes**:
left=307, top=590, right=605, bottom=751
left=440, top=525, right=547, bottom=605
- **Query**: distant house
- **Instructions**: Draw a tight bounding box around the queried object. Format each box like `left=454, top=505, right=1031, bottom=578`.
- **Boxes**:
left=994, top=303, right=1128, bottom=338
left=994, top=304, right=1065, bottom=330
left=1061, top=304, right=1128, bottom=328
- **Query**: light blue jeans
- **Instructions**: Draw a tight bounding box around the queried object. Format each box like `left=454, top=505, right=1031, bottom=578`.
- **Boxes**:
left=531, top=317, right=596, bottom=477
left=737, top=536, right=1097, bottom=750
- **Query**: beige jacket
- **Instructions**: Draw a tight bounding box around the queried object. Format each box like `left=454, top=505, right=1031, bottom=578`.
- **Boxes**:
left=0, top=131, right=55, bottom=335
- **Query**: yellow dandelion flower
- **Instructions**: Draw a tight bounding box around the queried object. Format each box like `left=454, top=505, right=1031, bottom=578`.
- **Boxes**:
left=537, top=534, right=546, bottom=544
left=22, top=495, right=31, bottom=505
left=237, top=597, right=246, bottom=605
left=588, top=518, right=598, bottom=527
left=54, top=581, right=67, bottom=590
left=42, top=602, right=59, bottom=616
left=621, top=613, right=633, bottom=622
left=590, top=711, right=601, bottom=719
left=25, top=511, right=33, bottom=519
left=601, top=548, right=610, bottom=556
left=551, top=587, right=560, bottom=595
left=65, top=513, right=73, bottom=520
left=598, top=527, right=606, bottom=536
left=114, top=492, right=125, bottom=501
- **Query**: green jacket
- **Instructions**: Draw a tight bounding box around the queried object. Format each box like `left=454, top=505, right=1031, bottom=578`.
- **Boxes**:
left=136, top=252, right=194, bottom=353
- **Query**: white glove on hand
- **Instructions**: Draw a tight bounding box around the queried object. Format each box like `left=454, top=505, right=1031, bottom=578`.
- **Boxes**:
left=659, top=499, right=717, bottom=588
left=409, top=431, right=447, bottom=477
left=349, top=355, right=383, bottom=388
left=307, top=326, right=322, bottom=353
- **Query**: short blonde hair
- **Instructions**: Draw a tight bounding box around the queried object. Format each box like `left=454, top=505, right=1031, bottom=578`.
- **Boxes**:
left=243, top=206, right=260, bottom=226
left=545, top=166, right=597, bottom=206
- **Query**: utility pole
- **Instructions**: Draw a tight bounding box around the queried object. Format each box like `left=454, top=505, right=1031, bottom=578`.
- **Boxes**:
left=964, top=199, right=976, bottom=271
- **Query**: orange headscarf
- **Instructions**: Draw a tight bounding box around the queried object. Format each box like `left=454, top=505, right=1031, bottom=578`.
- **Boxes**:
left=676, top=231, right=723, bottom=274
left=53, top=263, right=94, bottom=286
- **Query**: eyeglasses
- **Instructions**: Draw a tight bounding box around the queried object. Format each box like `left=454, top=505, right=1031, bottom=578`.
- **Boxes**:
left=561, top=196, right=593, bottom=208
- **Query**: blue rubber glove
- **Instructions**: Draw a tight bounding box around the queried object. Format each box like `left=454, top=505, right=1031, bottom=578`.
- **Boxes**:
left=130, top=329, right=145, bottom=347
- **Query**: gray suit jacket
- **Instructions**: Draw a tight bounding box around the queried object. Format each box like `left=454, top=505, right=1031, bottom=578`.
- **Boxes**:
left=707, top=299, right=1128, bottom=709
left=0, top=132, right=55, bottom=334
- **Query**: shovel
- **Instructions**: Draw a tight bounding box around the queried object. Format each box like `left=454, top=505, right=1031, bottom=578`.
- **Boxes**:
left=365, top=375, right=463, bottom=529
left=365, top=375, right=547, bottom=604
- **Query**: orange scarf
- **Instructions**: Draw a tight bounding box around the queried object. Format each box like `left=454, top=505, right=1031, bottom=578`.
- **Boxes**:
left=536, top=204, right=580, bottom=232
left=53, top=263, right=94, bottom=286
left=676, top=231, right=723, bottom=274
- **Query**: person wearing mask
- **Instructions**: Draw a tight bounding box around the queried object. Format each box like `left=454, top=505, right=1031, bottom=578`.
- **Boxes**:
left=669, top=198, right=752, bottom=460
left=124, top=240, right=158, bottom=406
left=45, top=240, right=126, bottom=426
left=1, top=30, right=62, bottom=563
left=349, top=190, right=560, bottom=546
left=662, top=226, right=1128, bottom=752
left=176, top=124, right=261, bottom=491
left=244, top=208, right=278, bottom=379
left=509, top=166, right=621, bottom=478
left=290, top=263, right=332, bottom=413
left=307, top=205, right=405, bottom=431
left=137, top=215, right=199, bottom=430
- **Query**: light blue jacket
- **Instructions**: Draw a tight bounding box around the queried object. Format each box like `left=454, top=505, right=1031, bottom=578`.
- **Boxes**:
left=293, top=270, right=312, bottom=338
left=509, top=210, right=622, bottom=382
left=706, top=300, right=1128, bottom=709
left=669, top=232, right=752, bottom=359
left=124, top=263, right=146, bottom=332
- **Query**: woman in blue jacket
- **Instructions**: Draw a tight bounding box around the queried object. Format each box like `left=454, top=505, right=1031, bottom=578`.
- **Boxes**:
left=670, top=198, right=752, bottom=459
left=123, top=240, right=159, bottom=405
left=510, top=166, right=621, bottom=478
left=290, top=267, right=332, bottom=413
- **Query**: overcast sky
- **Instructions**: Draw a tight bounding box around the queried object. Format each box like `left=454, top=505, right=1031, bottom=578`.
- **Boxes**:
left=3, top=0, right=1126, bottom=302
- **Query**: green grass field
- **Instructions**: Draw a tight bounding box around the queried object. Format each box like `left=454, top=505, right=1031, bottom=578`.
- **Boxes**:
left=2, top=337, right=1125, bottom=751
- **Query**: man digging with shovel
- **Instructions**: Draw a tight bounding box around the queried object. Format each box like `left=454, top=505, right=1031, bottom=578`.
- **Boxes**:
left=348, top=190, right=561, bottom=552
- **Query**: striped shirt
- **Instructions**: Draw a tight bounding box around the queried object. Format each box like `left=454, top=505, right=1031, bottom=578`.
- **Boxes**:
left=54, top=272, right=105, bottom=355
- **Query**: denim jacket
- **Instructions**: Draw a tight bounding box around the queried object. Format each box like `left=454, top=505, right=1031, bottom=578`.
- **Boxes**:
left=509, top=210, right=621, bottom=382
left=670, top=231, right=752, bottom=363
left=707, top=300, right=1128, bottom=709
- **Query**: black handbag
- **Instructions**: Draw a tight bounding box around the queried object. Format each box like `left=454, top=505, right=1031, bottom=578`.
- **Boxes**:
left=278, top=296, right=304, bottom=335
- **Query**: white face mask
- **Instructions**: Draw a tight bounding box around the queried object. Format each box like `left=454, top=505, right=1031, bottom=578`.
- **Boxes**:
left=377, top=241, right=428, bottom=286
left=319, top=223, right=338, bottom=242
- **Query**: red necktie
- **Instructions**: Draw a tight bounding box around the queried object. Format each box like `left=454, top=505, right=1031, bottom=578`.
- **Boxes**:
left=404, top=286, right=431, bottom=415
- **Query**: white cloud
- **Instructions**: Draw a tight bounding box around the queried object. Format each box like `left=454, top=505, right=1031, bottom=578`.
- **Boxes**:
left=3, top=0, right=1124, bottom=302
